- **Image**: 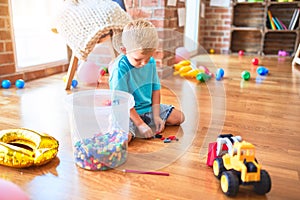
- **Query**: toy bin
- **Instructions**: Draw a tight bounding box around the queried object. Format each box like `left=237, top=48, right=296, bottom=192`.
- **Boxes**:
left=65, top=89, right=134, bottom=171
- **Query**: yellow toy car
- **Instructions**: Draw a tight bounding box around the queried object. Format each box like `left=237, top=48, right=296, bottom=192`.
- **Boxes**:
left=213, top=141, right=271, bottom=196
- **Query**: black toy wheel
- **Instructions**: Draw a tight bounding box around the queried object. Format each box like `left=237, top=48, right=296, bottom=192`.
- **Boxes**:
left=213, top=157, right=225, bottom=179
left=220, top=171, right=239, bottom=197
left=253, top=170, right=272, bottom=195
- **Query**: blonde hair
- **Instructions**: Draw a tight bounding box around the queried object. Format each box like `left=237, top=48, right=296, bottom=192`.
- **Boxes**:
left=121, top=19, right=158, bottom=53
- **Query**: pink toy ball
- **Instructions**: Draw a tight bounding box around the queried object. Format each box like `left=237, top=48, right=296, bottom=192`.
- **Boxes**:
left=278, top=50, right=289, bottom=57
left=0, top=179, right=29, bottom=200
left=252, top=58, right=259, bottom=65
left=238, top=50, right=244, bottom=56
left=175, top=47, right=190, bottom=64
left=77, top=61, right=101, bottom=84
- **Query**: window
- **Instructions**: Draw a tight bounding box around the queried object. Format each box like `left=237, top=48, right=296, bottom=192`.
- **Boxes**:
left=10, top=0, right=68, bottom=69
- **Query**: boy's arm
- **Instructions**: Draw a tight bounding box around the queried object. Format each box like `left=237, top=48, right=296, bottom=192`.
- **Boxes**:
left=130, top=108, right=153, bottom=138
left=152, top=89, right=165, bottom=133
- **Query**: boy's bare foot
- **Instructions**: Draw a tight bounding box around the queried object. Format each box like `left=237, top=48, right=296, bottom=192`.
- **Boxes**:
left=128, top=132, right=135, bottom=143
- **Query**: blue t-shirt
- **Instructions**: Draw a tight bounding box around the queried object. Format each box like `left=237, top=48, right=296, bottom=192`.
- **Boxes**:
left=109, top=54, right=161, bottom=115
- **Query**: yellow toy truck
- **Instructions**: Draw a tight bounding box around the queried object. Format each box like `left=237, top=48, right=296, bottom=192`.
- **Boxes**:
left=213, top=141, right=271, bottom=197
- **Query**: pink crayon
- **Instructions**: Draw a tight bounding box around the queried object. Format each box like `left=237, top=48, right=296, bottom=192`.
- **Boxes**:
left=123, top=169, right=170, bottom=176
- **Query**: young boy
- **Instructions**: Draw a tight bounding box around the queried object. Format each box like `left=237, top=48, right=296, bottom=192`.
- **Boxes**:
left=109, top=19, right=185, bottom=142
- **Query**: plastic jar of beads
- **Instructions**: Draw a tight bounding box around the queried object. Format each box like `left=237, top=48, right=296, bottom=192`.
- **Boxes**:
left=65, top=89, right=134, bottom=170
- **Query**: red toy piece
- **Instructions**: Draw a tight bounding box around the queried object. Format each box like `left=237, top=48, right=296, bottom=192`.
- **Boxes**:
left=206, top=142, right=217, bottom=166
left=99, top=69, right=106, bottom=76
left=206, top=134, right=242, bottom=167
left=238, top=50, right=244, bottom=56
left=167, top=135, right=177, bottom=140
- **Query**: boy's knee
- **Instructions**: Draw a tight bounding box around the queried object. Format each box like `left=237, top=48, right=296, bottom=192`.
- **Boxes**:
left=167, top=110, right=185, bottom=125
left=177, top=111, right=185, bottom=124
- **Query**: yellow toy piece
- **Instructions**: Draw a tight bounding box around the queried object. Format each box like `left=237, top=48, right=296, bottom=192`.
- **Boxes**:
left=173, top=65, right=192, bottom=75
left=213, top=140, right=271, bottom=197
left=180, top=68, right=204, bottom=78
left=173, top=60, right=191, bottom=71
left=0, top=128, right=59, bottom=168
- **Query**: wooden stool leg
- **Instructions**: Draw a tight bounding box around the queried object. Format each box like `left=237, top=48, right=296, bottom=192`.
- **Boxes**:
left=292, top=44, right=300, bottom=66
left=65, top=54, right=79, bottom=90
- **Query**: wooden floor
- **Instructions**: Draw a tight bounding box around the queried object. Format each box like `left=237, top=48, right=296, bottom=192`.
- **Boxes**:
left=1, top=54, right=300, bottom=200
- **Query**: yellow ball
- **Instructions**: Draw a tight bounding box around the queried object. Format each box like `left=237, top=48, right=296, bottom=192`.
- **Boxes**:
left=63, top=75, right=67, bottom=82
left=209, top=49, right=215, bottom=54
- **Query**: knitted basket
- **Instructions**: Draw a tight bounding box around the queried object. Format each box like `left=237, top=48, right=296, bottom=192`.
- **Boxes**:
left=55, top=0, right=131, bottom=60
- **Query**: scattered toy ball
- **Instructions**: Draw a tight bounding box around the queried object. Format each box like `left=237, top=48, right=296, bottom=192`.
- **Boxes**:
left=256, top=66, right=269, bottom=76
left=15, top=79, right=25, bottom=89
left=241, top=71, right=251, bottom=81
left=1, top=80, right=11, bottom=89
left=0, top=179, right=29, bottom=200
left=63, top=75, right=68, bottom=82
left=216, top=68, right=225, bottom=81
left=252, top=58, right=259, bottom=65
left=278, top=50, right=289, bottom=57
left=238, top=50, right=244, bottom=56
left=71, top=79, right=78, bottom=88
left=196, top=72, right=212, bottom=82
left=209, top=48, right=215, bottom=54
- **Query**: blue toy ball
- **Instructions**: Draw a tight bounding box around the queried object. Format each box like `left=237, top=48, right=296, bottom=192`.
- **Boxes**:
left=256, top=66, right=269, bottom=76
left=15, top=79, right=25, bottom=89
left=71, top=79, right=78, bottom=88
left=216, top=68, right=224, bottom=81
left=1, top=80, right=11, bottom=89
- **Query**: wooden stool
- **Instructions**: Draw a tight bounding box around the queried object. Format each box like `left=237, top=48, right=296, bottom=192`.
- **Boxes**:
left=53, top=0, right=131, bottom=90
left=64, top=34, right=117, bottom=90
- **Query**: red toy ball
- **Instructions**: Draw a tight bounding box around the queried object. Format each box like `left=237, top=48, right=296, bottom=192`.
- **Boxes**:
left=238, top=50, right=244, bottom=56
left=0, top=179, right=29, bottom=200
left=252, top=58, right=259, bottom=65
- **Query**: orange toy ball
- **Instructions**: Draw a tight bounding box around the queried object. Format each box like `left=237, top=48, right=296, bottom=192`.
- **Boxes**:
left=0, top=179, right=29, bottom=200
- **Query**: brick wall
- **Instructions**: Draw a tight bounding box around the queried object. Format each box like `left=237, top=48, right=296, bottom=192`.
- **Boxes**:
left=203, top=0, right=231, bottom=54
left=127, top=0, right=186, bottom=77
left=0, top=0, right=14, bottom=75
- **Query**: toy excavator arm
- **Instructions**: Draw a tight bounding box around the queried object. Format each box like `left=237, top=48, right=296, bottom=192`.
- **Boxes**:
left=216, top=134, right=242, bottom=156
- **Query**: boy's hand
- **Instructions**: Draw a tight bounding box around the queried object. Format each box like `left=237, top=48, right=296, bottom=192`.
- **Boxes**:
left=137, top=123, right=153, bottom=138
left=152, top=103, right=165, bottom=133
left=154, top=116, right=165, bottom=133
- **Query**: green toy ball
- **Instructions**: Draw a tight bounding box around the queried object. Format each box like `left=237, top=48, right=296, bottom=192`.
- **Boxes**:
left=196, top=72, right=211, bottom=82
left=241, top=71, right=251, bottom=81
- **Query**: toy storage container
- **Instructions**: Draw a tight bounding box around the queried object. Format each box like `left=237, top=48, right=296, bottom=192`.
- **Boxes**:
left=65, top=89, right=134, bottom=170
